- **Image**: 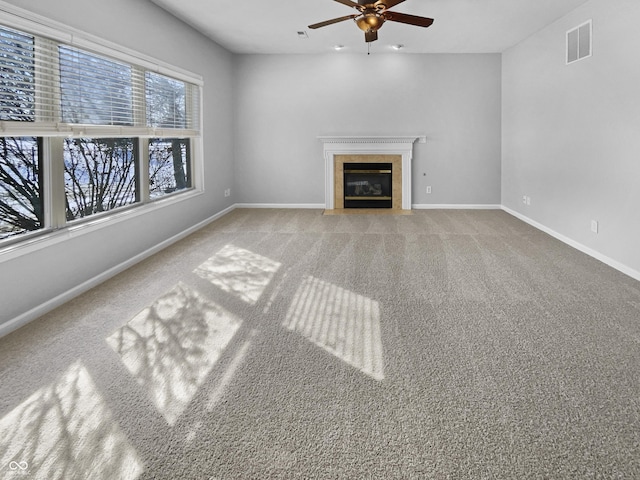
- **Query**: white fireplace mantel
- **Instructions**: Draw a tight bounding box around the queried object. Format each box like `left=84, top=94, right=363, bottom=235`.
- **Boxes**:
left=319, top=135, right=425, bottom=210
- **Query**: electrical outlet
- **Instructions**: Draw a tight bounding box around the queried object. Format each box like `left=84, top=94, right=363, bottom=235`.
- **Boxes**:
left=591, top=220, right=599, bottom=233
left=426, top=186, right=432, bottom=194
left=224, top=188, right=231, bottom=197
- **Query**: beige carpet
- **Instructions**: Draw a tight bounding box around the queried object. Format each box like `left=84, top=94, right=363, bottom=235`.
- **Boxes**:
left=1, top=209, right=640, bottom=479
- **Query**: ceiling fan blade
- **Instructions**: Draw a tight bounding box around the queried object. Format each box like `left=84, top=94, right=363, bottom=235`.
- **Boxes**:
left=309, top=14, right=358, bottom=29
left=333, top=0, right=364, bottom=10
left=365, top=29, right=378, bottom=42
left=376, top=0, right=406, bottom=9
left=384, top=11, right=434, bottom=28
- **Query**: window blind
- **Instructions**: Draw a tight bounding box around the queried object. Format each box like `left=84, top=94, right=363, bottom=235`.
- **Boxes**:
left=145, top=71, right=200, bottom=131
left=0, top=26, right=35, bottom=122
left=0, top=23, right=201, bottom=137
left=59, top=46, right=136, bottom=126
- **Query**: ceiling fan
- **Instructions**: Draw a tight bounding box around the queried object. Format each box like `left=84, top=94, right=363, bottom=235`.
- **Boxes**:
left=308, top=0, right=434, bottom=44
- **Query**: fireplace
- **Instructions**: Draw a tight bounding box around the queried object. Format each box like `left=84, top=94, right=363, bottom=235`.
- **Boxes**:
left=319, top=135, right=424, bottom=212
left=343, top=162, right=392, bottom=208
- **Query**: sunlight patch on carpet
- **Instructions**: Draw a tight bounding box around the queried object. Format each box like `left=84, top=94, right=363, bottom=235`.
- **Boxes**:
left=0, top=361, right=143, bottom=479
left=283, top=276, right=384, bottom=381
left=205, top=329, right=257, bottom=412
left=106, top=282, right=242, bottom=426
left=194, top=244, right=281, bottom=305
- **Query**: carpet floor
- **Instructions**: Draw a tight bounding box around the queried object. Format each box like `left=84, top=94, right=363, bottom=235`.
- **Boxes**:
left=1, top=208, right=640, bottom=479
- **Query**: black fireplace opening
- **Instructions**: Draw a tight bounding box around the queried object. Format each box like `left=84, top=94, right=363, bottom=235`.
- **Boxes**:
left=343, top=162, right=392, bottom=209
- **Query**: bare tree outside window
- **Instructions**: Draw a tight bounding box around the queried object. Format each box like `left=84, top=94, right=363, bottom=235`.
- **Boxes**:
left=64, top=138, right=137, bottom=220
left=149, top=138, right=190, bottom=199
left=0, top=137, right=41, bottom=239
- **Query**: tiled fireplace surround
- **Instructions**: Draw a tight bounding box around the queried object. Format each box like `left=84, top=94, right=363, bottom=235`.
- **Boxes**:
left=319, top=136, right=424, bottom=212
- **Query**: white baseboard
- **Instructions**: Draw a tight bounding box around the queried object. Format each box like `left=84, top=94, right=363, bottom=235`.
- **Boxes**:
left=240, top=203, right=503, bottom=211
left=235, top=203, right=325, bottom=209
left=502, top=206, right=640, bottom=282
left=0, top=205, right=237, bottom=339
left=412, top=204, right=502, bottom=210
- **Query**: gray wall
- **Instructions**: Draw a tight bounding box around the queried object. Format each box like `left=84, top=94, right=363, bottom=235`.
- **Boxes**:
left=502, top=0, right=640, bottom=275
left=0, top=0, right=235, bottom=329
left=234, top=53, right=502, bottom=206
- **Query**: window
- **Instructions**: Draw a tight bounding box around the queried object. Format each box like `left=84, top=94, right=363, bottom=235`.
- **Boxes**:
left=0, top=13, right=202, bottom=248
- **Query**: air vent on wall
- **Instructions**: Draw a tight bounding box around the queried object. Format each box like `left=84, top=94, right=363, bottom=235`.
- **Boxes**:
left=567, top=20, right=592, bottom=64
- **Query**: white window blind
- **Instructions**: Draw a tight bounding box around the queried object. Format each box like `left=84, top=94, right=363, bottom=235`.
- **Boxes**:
left=145, top=71, right=200, bottom=131
left=59, top=46, right=135, bottom=126
left=0, top=22, right=201, bottom=137
left=0, top=26, right=35, bottom=122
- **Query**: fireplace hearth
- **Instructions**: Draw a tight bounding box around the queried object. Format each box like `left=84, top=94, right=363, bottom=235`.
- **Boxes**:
left=343, top=162, right=392, bottom=208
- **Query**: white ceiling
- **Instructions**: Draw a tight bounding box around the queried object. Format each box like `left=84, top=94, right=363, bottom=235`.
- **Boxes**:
left=150, top=0, right=590, bottom=55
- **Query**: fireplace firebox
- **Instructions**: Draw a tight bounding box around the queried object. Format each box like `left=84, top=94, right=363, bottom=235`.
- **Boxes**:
left=343, top=162, right=392, bottom=208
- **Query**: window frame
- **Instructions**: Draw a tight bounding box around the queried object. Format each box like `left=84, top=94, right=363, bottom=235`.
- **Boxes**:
left=0, top=3, right=204, bottom=255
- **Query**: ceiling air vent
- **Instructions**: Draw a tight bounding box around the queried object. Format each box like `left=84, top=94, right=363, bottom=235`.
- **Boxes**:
left=567, top=20, right=592, bottom=64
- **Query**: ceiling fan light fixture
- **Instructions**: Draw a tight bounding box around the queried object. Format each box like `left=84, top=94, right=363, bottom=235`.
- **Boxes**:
left=355, top=12, right=384, bottom=32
